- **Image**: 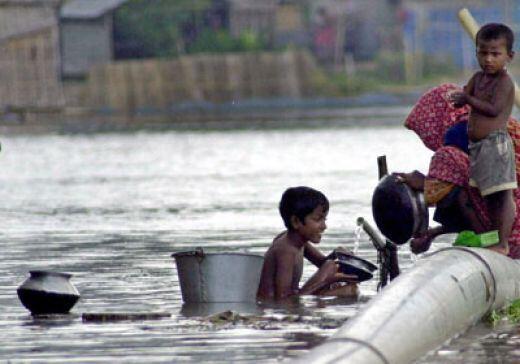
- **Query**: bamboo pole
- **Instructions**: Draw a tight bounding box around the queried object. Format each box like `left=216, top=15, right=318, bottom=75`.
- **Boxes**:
left=458, top=8, right=520, bottom=108
left=377, top=155, right=388, bottom=180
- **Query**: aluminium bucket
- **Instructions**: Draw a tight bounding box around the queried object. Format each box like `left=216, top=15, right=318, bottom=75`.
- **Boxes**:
left=172, top=248, right=264, bottom=303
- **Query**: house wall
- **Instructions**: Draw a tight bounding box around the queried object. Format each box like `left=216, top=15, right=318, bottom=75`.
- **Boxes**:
left=0, top=0, right=63, bottom=109
left=61, top=16, right=113, bottom=79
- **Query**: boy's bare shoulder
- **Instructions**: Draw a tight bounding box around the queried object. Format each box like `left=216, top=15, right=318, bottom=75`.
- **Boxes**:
left=264, top=232, right=299, bottom=259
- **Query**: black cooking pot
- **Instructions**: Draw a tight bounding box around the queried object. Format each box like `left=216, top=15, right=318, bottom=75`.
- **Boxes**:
left=371, top=174, right=428, bottom=245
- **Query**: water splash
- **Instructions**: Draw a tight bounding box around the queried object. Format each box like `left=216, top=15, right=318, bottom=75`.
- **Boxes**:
left=353, top=224, right=362, bottom=255
left=410, top=247, right=418, bottom=263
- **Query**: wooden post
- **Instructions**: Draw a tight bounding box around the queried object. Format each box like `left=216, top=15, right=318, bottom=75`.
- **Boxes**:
left=377, top=155, right=388, bottom=180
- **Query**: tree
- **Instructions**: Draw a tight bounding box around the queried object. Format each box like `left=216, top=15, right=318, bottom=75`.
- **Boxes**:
left=113, top=0, right=212, bottom=59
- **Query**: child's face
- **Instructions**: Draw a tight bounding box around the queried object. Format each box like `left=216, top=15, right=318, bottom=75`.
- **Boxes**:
left=296, top=205, right=328, bottom=244
left=476, top=37, right=514, bottom=75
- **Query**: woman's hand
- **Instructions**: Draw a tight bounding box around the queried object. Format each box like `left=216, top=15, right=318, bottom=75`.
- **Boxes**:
left=394, top=171, right=425, bottom=191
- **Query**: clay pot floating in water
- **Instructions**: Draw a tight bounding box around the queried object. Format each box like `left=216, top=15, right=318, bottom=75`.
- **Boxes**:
left=17, top=271, right=80, bottom=315
left=372, top=174, right=429, bottom=245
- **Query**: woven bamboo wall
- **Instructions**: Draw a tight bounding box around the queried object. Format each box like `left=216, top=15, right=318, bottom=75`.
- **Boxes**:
left=86, top=50, right=321, bottom=113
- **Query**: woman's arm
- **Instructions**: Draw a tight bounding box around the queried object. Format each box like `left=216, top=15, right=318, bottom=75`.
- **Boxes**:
left=395, top=170, right=426, bottom=191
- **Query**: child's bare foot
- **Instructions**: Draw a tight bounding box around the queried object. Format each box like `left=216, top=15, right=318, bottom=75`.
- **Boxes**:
left=487, top=243, right=510, bottom=256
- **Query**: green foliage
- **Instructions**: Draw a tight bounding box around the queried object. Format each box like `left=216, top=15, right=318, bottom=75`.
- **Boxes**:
left=114, top=0, right=212, bottom=58
left=485, top=299, right=520, bottom=325
left=368, top=51, right=458, bottom=85
left=374, top=51, right=406, bottom=83
left=331, top=72, right=380, bottom=96
left=309, top=70, right=380, bottom=97
left=114, top=0, right=272, bottom=59
left=422, top=55, right=458, bottom=80
left=186, top=30, right=269, bottom=54
left=505, top=299, right=520, bottom=323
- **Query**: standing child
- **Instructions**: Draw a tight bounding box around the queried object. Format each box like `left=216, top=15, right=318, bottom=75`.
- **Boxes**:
left=256, top=186, right=358, bottom=301
left=450, top=23, right=517, bottom=255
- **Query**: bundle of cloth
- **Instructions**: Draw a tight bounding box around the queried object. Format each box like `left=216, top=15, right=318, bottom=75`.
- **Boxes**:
left=405, top=83, right=520, bottom=259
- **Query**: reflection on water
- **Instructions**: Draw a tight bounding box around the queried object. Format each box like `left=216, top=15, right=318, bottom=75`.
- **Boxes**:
left=418, top=321, right=520, bottom=363
left=0, top=113, right=517, bottom=362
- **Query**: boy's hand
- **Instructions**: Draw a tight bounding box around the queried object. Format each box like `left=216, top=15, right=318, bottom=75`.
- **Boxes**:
left=449, top=91, right=468, bottom=108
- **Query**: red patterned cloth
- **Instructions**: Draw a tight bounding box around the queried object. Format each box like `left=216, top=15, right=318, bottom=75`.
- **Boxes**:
left=507, top=120, right=520, bottom=257
left=405, top=84, right=470, bottom=151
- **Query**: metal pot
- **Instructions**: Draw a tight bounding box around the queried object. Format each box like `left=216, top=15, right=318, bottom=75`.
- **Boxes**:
left=172, top=248, right=264, bottom=303
left=335, top=252, right=378, bottom=282
left=17, top=271, right=80, bottom=315
left=372, top=174, right=429, bottom=245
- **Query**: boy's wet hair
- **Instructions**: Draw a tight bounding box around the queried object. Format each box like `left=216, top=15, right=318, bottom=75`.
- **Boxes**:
left=279, top=186, right=329, bottom=230
left=476, top=23, right=515, bottom=52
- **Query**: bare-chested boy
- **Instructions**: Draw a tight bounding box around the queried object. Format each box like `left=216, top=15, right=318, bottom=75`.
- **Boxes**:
left=256, top=186, right=358, bottom=301
left=450, top=23, right=517, bottom=255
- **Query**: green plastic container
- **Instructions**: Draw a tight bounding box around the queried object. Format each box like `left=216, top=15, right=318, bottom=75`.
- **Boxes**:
left=453, top=230, right=499, bottom=248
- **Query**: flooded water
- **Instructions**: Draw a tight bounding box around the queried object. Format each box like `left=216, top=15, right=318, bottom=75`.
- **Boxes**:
left=0, top=108, right=517, bottom=363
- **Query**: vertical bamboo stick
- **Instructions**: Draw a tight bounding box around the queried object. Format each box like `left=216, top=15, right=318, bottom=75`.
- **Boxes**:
left=377, top=155, right=388, bottom=180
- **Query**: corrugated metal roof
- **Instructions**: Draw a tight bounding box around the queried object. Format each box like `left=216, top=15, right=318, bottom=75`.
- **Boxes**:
left=60, top=0, right=128, bottom=19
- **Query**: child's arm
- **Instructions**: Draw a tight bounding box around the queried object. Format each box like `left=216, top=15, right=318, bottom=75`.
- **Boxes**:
left=452, top=74, right=514, bottom=117
left=450, top=74, right=476, bottom=108
left=303, top=242, right=328, bottom=267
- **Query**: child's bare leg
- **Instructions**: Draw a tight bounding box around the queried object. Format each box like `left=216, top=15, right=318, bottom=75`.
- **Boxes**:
left=485, top=190, right=515, bottom=255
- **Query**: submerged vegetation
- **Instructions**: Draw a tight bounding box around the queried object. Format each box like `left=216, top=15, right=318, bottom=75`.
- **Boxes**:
left=486, top=299, right=520, bottom=325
